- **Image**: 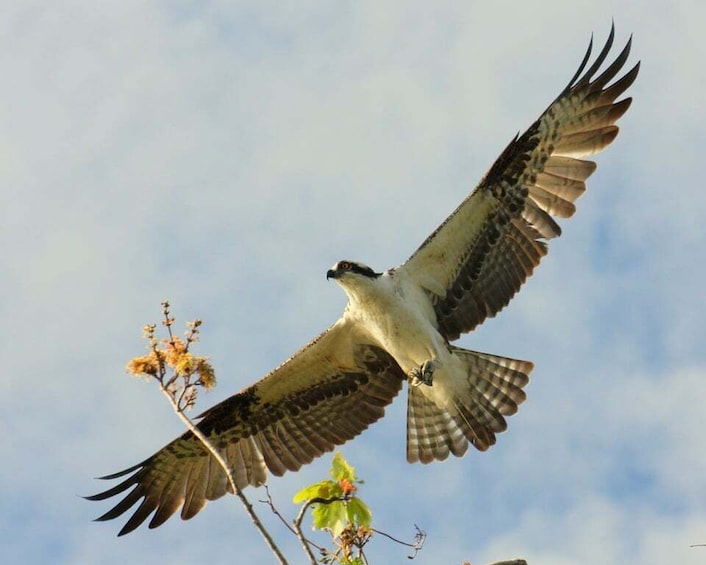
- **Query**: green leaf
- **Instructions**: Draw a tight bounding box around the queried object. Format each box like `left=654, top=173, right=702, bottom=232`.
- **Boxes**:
left=312, top=500, right=348, bottom=537
left=346, top=497, right=372, bottom=527
left=330, top=452, right=356, bottom=482
left=292, top=479, right=340, bottom=504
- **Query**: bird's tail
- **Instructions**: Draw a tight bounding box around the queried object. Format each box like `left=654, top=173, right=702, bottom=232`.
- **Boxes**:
left=406, top=347, right=532, bottom=463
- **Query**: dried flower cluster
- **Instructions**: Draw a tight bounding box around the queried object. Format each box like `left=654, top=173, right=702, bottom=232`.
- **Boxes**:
left=125, top=301, right=216, bottom=410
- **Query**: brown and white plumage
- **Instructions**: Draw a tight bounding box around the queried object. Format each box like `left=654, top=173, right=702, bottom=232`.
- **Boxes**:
left=89, top=26, right=638, bottom=535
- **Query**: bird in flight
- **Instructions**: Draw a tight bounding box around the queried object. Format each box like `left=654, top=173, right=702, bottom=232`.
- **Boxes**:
left=89, top=26, right=639, bottom=536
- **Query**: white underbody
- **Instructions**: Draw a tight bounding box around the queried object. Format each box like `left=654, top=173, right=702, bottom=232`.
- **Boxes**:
left=336, top=268, right=464, bottom=410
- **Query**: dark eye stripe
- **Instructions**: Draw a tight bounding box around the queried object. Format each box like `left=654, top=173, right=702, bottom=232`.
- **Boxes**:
left=350, top=263, right=380, bottom=278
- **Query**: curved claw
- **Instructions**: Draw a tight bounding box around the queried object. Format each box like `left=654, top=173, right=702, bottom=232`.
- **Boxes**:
left=409, top=359, right=436, bottom=387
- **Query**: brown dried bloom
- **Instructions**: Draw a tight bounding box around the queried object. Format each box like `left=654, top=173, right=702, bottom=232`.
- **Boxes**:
left=125, top=305, right=216, bottom=412
left=195, top=357, right=216, bottom=390
left=173, top=352, right=195, bottom=377
left=163, top=337, right=187, bottom=366
left=142, top=324, right=157, bottom=340
left=126, top=353, right=160, bottom=378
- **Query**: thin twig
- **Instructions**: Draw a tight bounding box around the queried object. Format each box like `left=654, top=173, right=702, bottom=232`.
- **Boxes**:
left=372, top=523, right=426, bottom=559
left=260, top=486, right=298, bottom=537
left=292, top=496, right=344, bottom=565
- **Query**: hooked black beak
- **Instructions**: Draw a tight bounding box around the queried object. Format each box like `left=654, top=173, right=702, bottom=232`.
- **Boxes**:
left=326, top=269, right=338, bottom=280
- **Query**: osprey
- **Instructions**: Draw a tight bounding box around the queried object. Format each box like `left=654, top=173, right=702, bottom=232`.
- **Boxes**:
left=89, top=26, right=639, bottom=535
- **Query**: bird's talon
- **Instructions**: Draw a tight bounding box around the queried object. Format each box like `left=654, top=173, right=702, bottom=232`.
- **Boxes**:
left=409, top=360, right=436, bottom=387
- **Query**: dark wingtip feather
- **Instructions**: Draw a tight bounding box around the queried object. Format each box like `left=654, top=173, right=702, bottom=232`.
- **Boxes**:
left=84, top=470, right=141, bottom=502
left=94, top=461, right=145, bottom=481
left=93, top=485, right=145, bottom=522
left=117, top=498, right=157, bottom=536
left=86, top=461, right=152, bottom=535
left=559, top=23, right=626, bottom=99
left=562, top=33, right=594, bottom=92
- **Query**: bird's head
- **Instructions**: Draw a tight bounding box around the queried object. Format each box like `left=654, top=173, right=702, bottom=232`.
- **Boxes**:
left=326, top=260, right=381, bottom=283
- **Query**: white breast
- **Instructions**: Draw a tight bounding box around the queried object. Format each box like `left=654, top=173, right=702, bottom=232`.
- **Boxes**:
left=342, top=270, right=447, bottom=372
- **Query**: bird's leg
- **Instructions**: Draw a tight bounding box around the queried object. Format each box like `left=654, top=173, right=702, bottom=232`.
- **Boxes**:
left=409, top=359, right=437, bottom=387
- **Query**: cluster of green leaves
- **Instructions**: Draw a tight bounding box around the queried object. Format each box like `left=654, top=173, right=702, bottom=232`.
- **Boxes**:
left=293, top=453, right=373, bottom=564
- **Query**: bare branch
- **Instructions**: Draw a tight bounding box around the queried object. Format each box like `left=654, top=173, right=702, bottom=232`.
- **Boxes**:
left=260, top=486, right=297, bottom=537
left=372, top=523, right=426, bottom=559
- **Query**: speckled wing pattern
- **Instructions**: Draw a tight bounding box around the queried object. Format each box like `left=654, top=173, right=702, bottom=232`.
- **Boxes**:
left=403, top=25, right=639, bottom=341
left=87, top=320, right=405, bottom=536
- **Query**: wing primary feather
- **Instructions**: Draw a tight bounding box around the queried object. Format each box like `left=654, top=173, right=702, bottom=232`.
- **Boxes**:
left=85, top=472, right=141, bottom=502
left=120, top=497, right=158, bottom=536
left=589, top=35, right=633, bottom=91
left=203, top=453, right=228, bottom=500
left=148, top=492, right=182, bottom=530
left=560, top=32, right=594, bottom=94
left=181, top=458, right=208, bottom=520
left=598, top=62, right=640, bottom=105
left=93, top=485, right=144, bottom=522
left=92, top=461, right=144, bottom=482
left=572, top=23, right=615, bottom=88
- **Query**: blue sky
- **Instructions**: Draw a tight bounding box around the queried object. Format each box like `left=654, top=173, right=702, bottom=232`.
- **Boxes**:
left=2, top=1, right=706, bottom=564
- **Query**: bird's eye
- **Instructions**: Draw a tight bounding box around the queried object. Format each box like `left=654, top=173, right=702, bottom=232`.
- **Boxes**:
left=339, top=261, right=351, bottom=270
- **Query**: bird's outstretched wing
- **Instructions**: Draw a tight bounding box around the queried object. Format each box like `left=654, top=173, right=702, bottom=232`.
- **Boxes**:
left=87, top=320, right=405, bottom=535
left=402, top=25, right=639, bottom=341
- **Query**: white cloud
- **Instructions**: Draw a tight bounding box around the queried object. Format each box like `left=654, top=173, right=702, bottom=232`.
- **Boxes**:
left=482, top=497, right=706, bottom=565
